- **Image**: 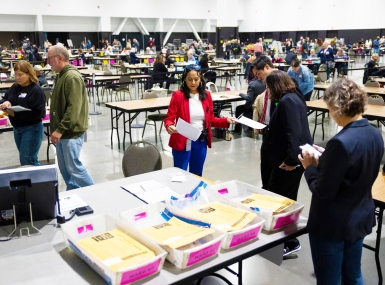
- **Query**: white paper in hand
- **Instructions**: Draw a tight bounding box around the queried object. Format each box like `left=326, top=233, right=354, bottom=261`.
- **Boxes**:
left=176, top=118, right=201, bottom=141
left=7, top=106, right=31, bottom=112
left=233, top=116, right=266, bottom=130
left=300, top=144, right=322, bottom=157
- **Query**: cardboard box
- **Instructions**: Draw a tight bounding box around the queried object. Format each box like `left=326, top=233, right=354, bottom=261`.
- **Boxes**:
left=61, top=214, right=167, bottom=285
left=120, top=202, right=224, bottom=269
left=209, top=181, right=304, bottom=232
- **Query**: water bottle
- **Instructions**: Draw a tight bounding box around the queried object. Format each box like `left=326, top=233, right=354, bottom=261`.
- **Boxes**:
left=163, top=81, right=166, bottom=89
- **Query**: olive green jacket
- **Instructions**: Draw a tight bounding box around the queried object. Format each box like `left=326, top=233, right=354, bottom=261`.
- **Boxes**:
left=50, top=64, right=88, bottom=139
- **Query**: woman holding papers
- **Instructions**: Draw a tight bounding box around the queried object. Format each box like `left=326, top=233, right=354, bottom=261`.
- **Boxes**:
left=164, top=65, right=234, bottom=176
left=265, top=70, right=312, bottom=256
left=299, top=79, right=384, bottom=285
left=0, top=60, right=46, bottom=166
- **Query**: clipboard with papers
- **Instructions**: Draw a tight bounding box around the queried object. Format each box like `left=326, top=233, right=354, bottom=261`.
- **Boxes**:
left=233, top=115, right=266, bottom=130
left=175, top=118, right=201, bottom=141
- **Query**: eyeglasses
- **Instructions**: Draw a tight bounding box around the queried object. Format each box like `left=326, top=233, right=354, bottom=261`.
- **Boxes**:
left=46, top=55, right=58, bottom=61
left=15, top=73, right=27, bottom=78
left=185, top=64, right=201, bottom=72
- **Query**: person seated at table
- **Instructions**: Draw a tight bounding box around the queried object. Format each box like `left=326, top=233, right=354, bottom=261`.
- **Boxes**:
left=77, top=49, right=86, bottom=64
left=1, top=47, right=10, bottom=56
left=129, top=48, right=137, bottom=64
left=308, top=49, right=318, bottom=59
left=165, top=53, right=175, bottom=68
left=299, top=78, right=384, bottom=285
left=272, top=53, right=283, bottom=63
left=334, top=49, right=349, bottom=77
left=120, top=47, right=129, bottom=62
left=32, top=47, right=42, bottom=62
left=0, top=60, right=46, bottom=166
left=153, top=54, right=175, bottom=89
left=33, top=65, right=48, bottom=86
left=187, top=51, right=198, bottom=64
left=80, top=41, right=86, bottom=49
left=287, top=59, right=314, bottom=101
left=164, top=64, right=235, bottom=176
left=307, top=49, right=320, bottom=75
left=199, top=53, right=217, bottom=84
left=285, top=48, right=298, bottom=65
left=178, top=46, right=186, bottom=55
left=367, top=53, right=385, bottom=77
left=105, top=47, right=113, bottom=56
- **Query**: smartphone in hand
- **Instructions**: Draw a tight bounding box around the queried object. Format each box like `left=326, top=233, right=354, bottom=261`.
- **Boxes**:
left=300, top=144, right=323, bottom=157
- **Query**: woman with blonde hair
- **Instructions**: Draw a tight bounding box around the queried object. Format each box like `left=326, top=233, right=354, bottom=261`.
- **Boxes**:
left=0, top=60, right=46, bottom=165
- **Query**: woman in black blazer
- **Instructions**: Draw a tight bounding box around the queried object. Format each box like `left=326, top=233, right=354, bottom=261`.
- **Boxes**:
left=265, top=70, right=313, bottom=256
left=299, top=79, right=384, bottom=285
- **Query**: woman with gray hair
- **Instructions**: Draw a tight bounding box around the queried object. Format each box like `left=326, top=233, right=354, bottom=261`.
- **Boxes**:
left=299, top=78, right=384, bottom=285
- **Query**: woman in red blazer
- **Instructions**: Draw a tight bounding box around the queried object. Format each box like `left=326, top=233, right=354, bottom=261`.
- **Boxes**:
left=164, top=65, right=234, bottom=176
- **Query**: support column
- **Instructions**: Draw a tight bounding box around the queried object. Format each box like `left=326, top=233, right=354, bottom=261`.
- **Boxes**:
left=163, top=19, right=179, bottom=46
left=187, top=19, right=201, bottom=41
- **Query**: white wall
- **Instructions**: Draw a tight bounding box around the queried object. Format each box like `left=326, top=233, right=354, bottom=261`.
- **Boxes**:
left=239, top=0, right=385, bottom=32
left=0, top=15, right=36, bottom=31
left=1, top=0, right=384, bottom=33
left=43, top=16, right=99, bottom=32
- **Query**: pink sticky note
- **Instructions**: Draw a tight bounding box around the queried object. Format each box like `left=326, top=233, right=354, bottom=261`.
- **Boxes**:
left=77, top=224, right=93, bottom=234
left=273, top=211, right=301, bottom=230
left=120, top=258, right=161, bottom=284
left=186, top=240, right=221, bottom=267
left=217, top=188, right=228, bottom=195
left=229, top=225, right=261, bottom=247
left=134, top=212, right=147, bottom=221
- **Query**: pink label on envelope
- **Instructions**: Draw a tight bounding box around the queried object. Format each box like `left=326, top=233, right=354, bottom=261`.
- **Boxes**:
left=120, top=258, right=161, bottom=285
left=77, top=224, right=93, bottom=234
left=229, top=225, right=261, bottom=247
left=186, top=240, right=221, bottom=267
left=134, top=212, right=147, bottom=221
left=217, top=188, right=228, bottom=194
left=273, top=211, right=300, bottom=230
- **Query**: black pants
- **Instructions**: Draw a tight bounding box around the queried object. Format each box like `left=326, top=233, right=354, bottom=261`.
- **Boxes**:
left=260, top=128, right=273, bottom=190
left=304, top=91, right=312, bottom=101
left=372, top=69, right=385, bottom=77
left=268, top=165, right=304, bottom=201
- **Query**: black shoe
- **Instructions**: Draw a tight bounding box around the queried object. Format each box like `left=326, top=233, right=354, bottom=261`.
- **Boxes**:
left=283, top=244, right=301, bottom=256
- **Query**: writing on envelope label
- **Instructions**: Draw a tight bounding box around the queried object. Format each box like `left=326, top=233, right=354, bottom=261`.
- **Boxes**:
left=134, top=212, right=147, bottom=221
left=217, top=188, right=228, bottom=194
left=77, top=224, right=93, bottom=234
left=120, top=258, right=161, bottom=285
left=273, top=211, right=300, bottom=230
left=186, top=240, right=221, bottom=267
left=229, top=225, right=261, bottom=247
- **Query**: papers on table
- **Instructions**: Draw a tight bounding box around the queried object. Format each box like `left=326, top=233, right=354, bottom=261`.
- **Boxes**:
left=233, top=115, right=266, bottom=130
left=186, top=201, right=256, bottom=232
left=58, top=194, right=88, bottom=213
left=7, top=106, right=31, bottom=112
left=121, top=180, right=181, bottom=204
left=78, top=228, right=156, bottom=272
left=238, top=194, right=294, bottom=213
left=176, top=118, right=201, bottom=141
left=141, top=216, right=215, bottom=248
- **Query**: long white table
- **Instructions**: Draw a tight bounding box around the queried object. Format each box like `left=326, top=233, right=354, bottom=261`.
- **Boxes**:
left=0, top=168, right=307, bottom=285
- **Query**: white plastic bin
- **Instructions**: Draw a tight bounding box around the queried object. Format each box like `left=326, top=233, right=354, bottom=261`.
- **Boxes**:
left=209, top=180, right=304, bottom=232
left=61, top=214, right=167, bottom=285
left=120, top=202, right=224, bottom=269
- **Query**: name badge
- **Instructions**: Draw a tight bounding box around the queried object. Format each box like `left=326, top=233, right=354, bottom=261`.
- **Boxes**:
left=299, top=74, right=302, bottom=78
left=18, top=93, right=27, bottom=98
left=326, top=52, right=329, bottom=55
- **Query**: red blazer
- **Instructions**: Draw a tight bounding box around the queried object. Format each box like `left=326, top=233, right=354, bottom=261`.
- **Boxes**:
left=164, top=90, right=229, bottom=151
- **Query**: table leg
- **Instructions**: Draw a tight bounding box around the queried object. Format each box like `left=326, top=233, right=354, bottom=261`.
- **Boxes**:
left=131, top=79, right=144, bottom=128
left=313, top=111, right=318, bottom=139
left=89, top=73, right=102, bottom=115
left=375, top=207, right=384, bottom=285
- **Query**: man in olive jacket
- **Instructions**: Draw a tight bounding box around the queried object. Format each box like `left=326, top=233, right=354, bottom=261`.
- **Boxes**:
left=48, top=45, right=94, bottom=190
